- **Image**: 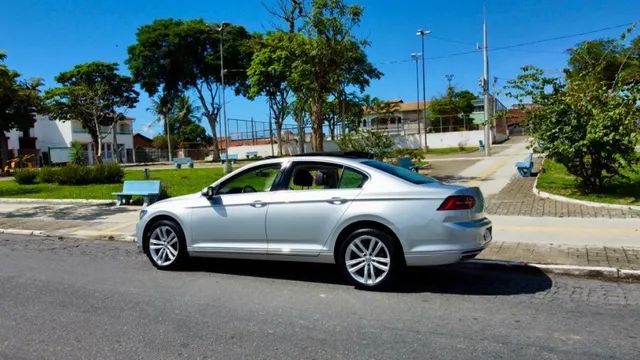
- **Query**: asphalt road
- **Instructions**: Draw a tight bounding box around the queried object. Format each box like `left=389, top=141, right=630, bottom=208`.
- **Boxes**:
left=1, top=235, right=639, bottom=360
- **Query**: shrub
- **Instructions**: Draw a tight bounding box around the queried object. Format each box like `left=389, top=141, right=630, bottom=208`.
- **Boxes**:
left=69, top=141, right=85, bottom=165
left=336, top=129, right=395, bottom=160
left=14, top=169, right=39, bottom=185
left=55, top=163, right=124, bottom=185
left=38, top=167, right=61, bottom=183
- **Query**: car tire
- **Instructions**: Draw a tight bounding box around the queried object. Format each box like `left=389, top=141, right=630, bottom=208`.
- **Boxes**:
left=337, top=228, right=401, bottom=290
left=143, top=219, right=189, bottom=270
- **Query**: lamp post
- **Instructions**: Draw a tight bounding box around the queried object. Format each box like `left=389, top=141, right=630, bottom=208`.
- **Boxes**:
left=411, top=52, right=421, bottom=136
left=218, top=21, right=232, bottom=173
left=416, top=29, right=431, bottom=149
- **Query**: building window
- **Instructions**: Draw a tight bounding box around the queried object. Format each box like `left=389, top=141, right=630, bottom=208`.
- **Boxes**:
left=118, top=123, right=131, bottom=134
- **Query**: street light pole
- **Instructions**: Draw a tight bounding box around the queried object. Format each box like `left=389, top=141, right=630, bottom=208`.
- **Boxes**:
left=417, top=29, right=431, bottom=150
left=411, top=52, right=421, bottom=137
left=218, top=22, right=232, bottom=173
left=482, top=6, right=491, bottom=157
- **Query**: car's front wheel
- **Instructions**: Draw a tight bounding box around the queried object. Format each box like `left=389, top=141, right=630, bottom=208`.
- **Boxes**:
left=143, top=219, right=188, bottom=270
left=338, top=228, right=400, bottom=290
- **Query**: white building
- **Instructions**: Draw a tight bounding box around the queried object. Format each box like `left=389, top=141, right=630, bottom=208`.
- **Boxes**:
left=5, top=115, right=135, bottom=165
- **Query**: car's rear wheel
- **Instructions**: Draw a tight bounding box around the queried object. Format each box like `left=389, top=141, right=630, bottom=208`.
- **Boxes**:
left=144, top=219, right=188, bottom=270
left=338, top=228, right=400, bottom=290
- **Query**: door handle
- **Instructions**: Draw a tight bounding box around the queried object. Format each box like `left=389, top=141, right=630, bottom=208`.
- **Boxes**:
left=328, top=197, right=347, bottom=205
left=250, top=200, right=266, bottom=208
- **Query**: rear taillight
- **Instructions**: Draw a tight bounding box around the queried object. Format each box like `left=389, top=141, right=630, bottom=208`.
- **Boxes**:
left=437, top=195, right=476, bottom=211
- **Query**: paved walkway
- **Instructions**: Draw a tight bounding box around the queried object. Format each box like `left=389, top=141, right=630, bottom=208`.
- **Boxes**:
left=486, top=177, right=640, bottom=218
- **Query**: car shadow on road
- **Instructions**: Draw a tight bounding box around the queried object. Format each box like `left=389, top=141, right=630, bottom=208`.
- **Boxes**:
left=183, top=258, right=552, bottom=295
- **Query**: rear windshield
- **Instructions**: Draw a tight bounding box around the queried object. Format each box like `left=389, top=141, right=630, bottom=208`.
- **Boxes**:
left=361, top=160, right=437, bottom=185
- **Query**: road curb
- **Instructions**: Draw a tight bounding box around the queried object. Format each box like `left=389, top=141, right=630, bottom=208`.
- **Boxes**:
left=0, top=198, right=114, bottom=205
left=0, top=228, right=48, bottom=237
left=0, top=228, right=134, bottom=242
left=468, top=259, right=640, bottom=281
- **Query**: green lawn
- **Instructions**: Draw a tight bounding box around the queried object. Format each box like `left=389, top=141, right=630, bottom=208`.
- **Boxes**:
left=536, top=159, right=640, bottom=206
left=425, top=146, right=479, bottom=155
left=0, top=168, right=228, bottom=200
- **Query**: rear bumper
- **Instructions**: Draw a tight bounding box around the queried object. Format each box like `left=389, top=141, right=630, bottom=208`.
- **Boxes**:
left=404, top=218, right=492, bottom=266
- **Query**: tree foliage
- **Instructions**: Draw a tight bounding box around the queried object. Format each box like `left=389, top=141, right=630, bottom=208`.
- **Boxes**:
left=0, top=52, right=43, bottom=164
left=427, top=85, right=476, bottom=125
left=506, top=33, right=640, bottom=191
left=336, top=128, right=394, bottom=160
left=44, top=61, right=138, bottom=164
left=127, top=19, right=254, bottom=159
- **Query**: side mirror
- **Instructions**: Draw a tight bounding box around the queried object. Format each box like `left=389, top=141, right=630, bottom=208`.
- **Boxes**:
left=202, top=186, right=216, bottom=199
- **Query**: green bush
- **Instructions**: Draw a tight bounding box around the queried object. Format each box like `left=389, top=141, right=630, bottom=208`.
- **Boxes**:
left=389, top=148, right=425, bottom=162
left=336, top=129, right=395, bottom=160
left=55, top=163, right=124, bottom=185
left=14, top=169, right=39, bottom=185
left=38, top=167, right=61, bottom=183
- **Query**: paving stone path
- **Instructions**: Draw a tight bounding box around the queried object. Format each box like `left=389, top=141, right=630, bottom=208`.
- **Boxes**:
left=480, top=241, right=640, bottom=270
left=485, top=177, right=640, bottom=218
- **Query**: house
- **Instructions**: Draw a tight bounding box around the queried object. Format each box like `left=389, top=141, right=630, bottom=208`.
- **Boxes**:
left=361, top=95, right=509, bottom=144
left=5, top=115, right=135, bottom=166
left=133, top=133, right=154, bottom=149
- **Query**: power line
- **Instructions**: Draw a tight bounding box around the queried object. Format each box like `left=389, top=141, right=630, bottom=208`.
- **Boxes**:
left=377, top=22, right=634, bottom=65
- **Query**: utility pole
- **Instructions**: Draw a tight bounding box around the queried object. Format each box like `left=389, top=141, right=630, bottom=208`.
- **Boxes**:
left=482, top=4, right=491, bottom=157
left=411, top=52, right=421, bottom=137
left=268, top=98, right=274, bottom=156
left=445, top=74, right=454, bottom=88
left=218, top=22, right=232, bottom=173
left=417, top=29, right=431, bottom=150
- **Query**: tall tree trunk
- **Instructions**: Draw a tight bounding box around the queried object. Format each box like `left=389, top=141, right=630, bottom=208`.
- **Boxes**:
left=311, top=98, right=324, bottom=152
left=111, top=122, right=120, bottom=163
left=295, top=113, right=305, bottom=154
left=89, top=131, right=102, bottom=165
left=0, top=133, right=10, bottom=169
left=275, top=121, right=284, bottom=156
left=205, top=114, right=221, bottom=161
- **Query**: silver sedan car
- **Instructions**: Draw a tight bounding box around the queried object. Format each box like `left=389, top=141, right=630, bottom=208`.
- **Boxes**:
left=136, top=153, right=492, bottom=289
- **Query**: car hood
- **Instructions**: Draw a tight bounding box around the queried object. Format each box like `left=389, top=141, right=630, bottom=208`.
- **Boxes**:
left=150, top=192, right=201, bottom=207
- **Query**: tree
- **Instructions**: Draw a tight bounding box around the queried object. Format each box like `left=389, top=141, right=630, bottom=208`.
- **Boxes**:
left=127, top=19, right=254, bottom=160
left=44, top=62, right=138, bottom=164
left=427, top=85, right=476, bottom=129
left=247, top=31, right=295, bottom=155
left=285, top=0, right=380, bottom=152
left=0, top=52, right=43, bottom=165
left=506, top=33, right=640, bottom=191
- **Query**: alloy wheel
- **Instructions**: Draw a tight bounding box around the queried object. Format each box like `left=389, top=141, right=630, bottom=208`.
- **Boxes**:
left=149, top=226, right=179, bottom=266
left=344, top=235, right=391, bottom=286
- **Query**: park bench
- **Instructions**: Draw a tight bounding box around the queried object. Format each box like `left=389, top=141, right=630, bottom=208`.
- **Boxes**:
left=220, top=153, right=238, bottom=164
left=245, top=151, right=259, bottom=159
left=478, top=140, right=485, bottom=152
left=112, top=180, right=161, bottom=207
left=397, top=156, right=419, bottom=172
left=173, top=157, right=193, bottom=169
left=515, top=153, right=534, bottom=177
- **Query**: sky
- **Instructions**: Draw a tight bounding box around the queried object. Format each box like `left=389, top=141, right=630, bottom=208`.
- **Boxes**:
left=2, top=0, right=639, bottom=137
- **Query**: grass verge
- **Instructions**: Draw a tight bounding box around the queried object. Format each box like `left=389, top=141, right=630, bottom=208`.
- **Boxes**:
left=0, top=167, right=228, bottom=200
left=536, top=159, right=640, bottom=206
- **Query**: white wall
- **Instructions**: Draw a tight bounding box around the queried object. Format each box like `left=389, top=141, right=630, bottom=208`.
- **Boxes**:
left=226, top=141, right=340, bottom=159
left=392, top=130, right=485, bottom=149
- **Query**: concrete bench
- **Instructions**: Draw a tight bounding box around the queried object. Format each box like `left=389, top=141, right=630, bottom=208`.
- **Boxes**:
left=173, top=157, right=193, bottom=169
left=516, top=153, right=534, bottom=177
left=112, top=180, right=161, bottom=207
left=245, top=151, right=259, bottom=159
left=397, top=156, right=419, bottom=172
left=220, top=153, right=238, bottom=164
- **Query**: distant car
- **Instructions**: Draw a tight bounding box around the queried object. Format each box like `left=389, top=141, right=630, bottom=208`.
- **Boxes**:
left=136, top=152, right=492, bottom=289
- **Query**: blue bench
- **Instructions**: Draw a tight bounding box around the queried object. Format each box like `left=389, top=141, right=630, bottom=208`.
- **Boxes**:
left=220, top=153, right=238, bottom=164
left=479, top=140, right=485, bottom=152
left=516, top=153, right=534, bottom=177
left=112, top=180, right=161, bottom=207
left=398, top=156, right=419, bottom=172
left=173, top=157, right=193, bottom=169
left=246, top=151, right=259, bottom=159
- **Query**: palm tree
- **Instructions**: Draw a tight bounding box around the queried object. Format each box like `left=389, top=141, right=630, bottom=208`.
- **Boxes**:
left=148, top=94, right=175, bottom=160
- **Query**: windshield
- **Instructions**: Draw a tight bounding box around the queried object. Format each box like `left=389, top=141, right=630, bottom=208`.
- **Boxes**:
left=361, top=160, right=437, bottom=185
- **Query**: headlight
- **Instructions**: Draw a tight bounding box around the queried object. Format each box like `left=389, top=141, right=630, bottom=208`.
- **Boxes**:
left=139, top=209, right=148, bottom=220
